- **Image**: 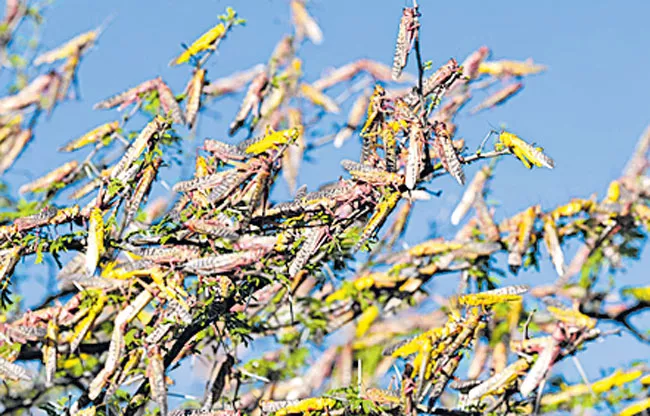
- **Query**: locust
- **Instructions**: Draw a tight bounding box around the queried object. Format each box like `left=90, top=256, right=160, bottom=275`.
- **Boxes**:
left=123, top=158, right=161, bottom=229
left=478, top=59, right=547, bottom=77
left=453, top=378, right=484, bottom=409
left=2, top=0, right=21, bottom=27
left=403, top=238, right=463, bottom=258
left=290, top=0, right=323, bottom=45
left=355, top=303, right=380, bottom=338
left=264, top=180, right=369, bottom=219
left=182, top=250, right=264, bottom=275
left=184, top=218, right=240, bottom=240
left=147, top=345, right=168, bottom=416
left=300, top=83, right=340, bottom=113
left=471, top=82, right=523, bottom=114
left=0, top=225, right=17, bottom=243
left=194, top=154, right=211, bottom=178
left=103, top=348, right=144, bottom=401
left=228, top=71, right=269, bottom=136
left=497, top=129, right=555, bottom=169
left=457, top=285, right=529, bottom=307
left=43, top=318, right=59, bottom=386
left=411, top=329, right=460, bottom=396
left=102, top=259, right=157, bottom=280
left=205, top=169, right=252, bottom=206
left=13, top=206, right=58, bottom=231
left=201, top=355, right=235, bottom=410
left=275, top=398, right=337, bottom=416
left=392, top=96, right=417, bottom=123
left=354, top=190, right=402, bottom=252
left=467, top=357, right=532, bottom=401
left=506, top=205, right=539, bottom=273
left=239, top=160, right=273, bottom=221
left=146, top=299, right=192, bottom=344
left=428, top=353, right=463, bottom=404
left=110, top=115, right=169, bottom=182
left=362, top=58, right=411, bottom=82
left=450, top=378, right=483, bottom=393
left=611, top=398, right=650, bottom=416
left=41, top=71, right=63, bottom=113
left=405, top=122, right=426, bottom=190
left=94, top=78, right=159, bottom=111
left=203, top=138, right=249, bottom=162
left=1, top=321, right=47, bottom=343
left=225, top=157, right=275, bottom=208
left=170, top=22, right=228, bottom=66
left=510, top=335, right=555, bottom=355
left=0, top=246, right=22, bottom=307
left=70, top=166, right=114, bottom=200
left=326, top=271, right=413, bottom=304
left=128, top=245, right=200, bottom=265
left=185, top=68, right=206, bottom=128
left=403, top=58, right=462, bottom=108
left=85, top=206, right=105, bottom=275
left=546, top=304, right=597, bottom=330
left=237, top=126, right=301, bottom=155
left=172, top=170, right=235, bottom=193
left=288, top=226, right=329, bottom=277
left=47, top=205, right=82, bottom=227
left=0, top=71, right=59, bottom=114
left=0, top=114, right=22, bottom=143
left=34, top=28, right=99, bottom=65
left=360, top=85, right=388, bottom=143
left=57, top=50, right=81, bottom=101
left=341, top=159, right=403, bottom=187
left=334, top=93, right=368, bottom=148
left=59, top=121, right=120, bottom=152
left=282, top=108, right=305, bottom=193
left=312, top=61, right=363, bottom=91
left=261, top=400, right=301, bottom=414
left=622, top=285, right=650, bottom=302
left=379, top=197, right=412, bottom=249
left=451, top=241, right=502, bottom=261
left=19, top=160, right=78, bottom=194
left=519, top=330, right=563, bottom=397
left=459, top=46, right=490, bottom=81
left=543, top=215, right=566, bottom=276
left=87, top=290, right=153, bottom=400
left=268, top=34, right=295, bottom=74
left=0, top=129, right=32, bottom=174
left=550, top=198, right=594, bottom=220
left=435, top=311, right=485, bottom=370
left=156, top=77, right=185, bottom=124
left=432, top=120, right=465, bottom=185
left=57, top=252, right=87, bottom=281
left=310, top=58, right=405, bottom=91
left=392, top=6, right=420, bottom=81
left=473, top=194, right=501, bottom=241
left=69, top=291, right=106, bottom=352
left=385, top=327, right=446, bottom=358
left=204, top=64, right=265, bottom=97
left=362, top=388, right=401, bottom=410
left=516, top=306, right=598, bottom=398
left=222, top=234, right=277, bottom=252
left=541, top=369, right=643, bottom=408
left=0, top=356, right=33, bottom=381
left=451, top=165, right=491, bottom=225
left=253, top=65, right=294, bottom=129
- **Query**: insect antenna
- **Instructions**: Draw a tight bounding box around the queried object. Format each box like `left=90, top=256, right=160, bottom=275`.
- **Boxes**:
left=477, top=129, right=496, bottom=154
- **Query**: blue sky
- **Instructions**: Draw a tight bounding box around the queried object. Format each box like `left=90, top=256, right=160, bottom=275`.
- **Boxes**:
left=4, top=0, right=650, bottom=407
